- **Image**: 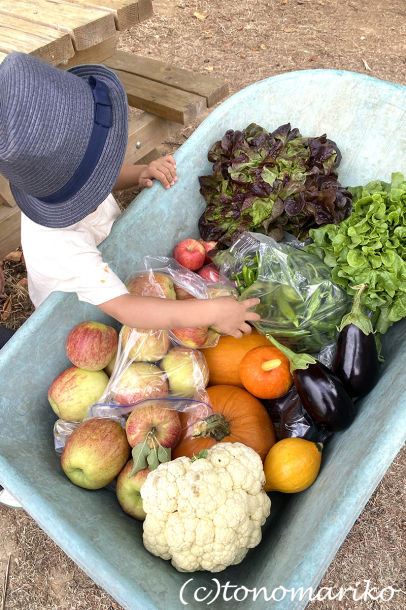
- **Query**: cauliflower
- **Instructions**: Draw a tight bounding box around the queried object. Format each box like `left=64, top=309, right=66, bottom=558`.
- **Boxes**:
left=140, top=442, right=271, bottom=572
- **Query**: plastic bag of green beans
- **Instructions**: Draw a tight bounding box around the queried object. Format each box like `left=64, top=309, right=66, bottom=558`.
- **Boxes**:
left=216, top=233, right=351, bottom=354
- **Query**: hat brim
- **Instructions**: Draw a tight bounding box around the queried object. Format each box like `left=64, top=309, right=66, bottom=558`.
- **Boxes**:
left=11, top=64, right=128, bottom=229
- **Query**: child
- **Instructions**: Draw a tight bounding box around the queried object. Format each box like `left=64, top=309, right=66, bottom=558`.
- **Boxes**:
left=0, top=53, right=260, bottom=508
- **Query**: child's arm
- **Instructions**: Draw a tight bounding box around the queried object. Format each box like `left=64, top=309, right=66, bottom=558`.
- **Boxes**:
left=113, top=156, right=177, bottom=191
left=98, top=294, right=261, bottom=339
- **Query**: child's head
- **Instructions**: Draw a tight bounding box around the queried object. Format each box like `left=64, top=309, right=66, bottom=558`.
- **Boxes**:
left=0, top=52, right=128, bottom=228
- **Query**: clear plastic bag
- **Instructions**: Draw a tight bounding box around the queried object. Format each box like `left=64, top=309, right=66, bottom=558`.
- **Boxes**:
left=53, top=314, right=213, bottom=454
left=125, top=256, right=237, bottom=349
left=217, top=233, right=350, bottom=354
left=54, top=398, right=213, bottom=471
left=262, top=387, right=331, bottom=444
left=100, top=327, right=211, bottom=406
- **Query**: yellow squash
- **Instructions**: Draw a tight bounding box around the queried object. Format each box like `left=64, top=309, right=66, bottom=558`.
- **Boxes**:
left=263, top=438, right=323, bottom=493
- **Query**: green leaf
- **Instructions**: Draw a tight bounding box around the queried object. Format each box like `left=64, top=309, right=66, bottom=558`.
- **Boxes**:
left=157, top=445, right=171, bottom=464
left=347, top=250, right=367, bottom=267
left=391, top=172, right=405, bottom=190
left=190, top=449, right=209, bottom=463
left=364, top=180, right=383, bottom=194
left=147, top=448, right=160, bottom=471
left=261, top=166, right=278, bottom=186
left=130, top=442, right=151, bottom=476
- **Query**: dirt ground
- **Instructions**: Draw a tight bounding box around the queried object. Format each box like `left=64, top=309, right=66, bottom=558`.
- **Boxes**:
left=1, top=0, right=406, bottom=608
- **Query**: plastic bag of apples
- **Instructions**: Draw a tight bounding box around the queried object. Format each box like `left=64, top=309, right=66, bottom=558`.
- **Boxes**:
left=127, top=255, right=237, bottom=349
left=51, top=257, right=236, bottom=518
left=52, top=311, right=214, bottom=519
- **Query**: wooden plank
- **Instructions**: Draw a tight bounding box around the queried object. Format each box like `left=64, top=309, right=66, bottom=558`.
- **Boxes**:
left=105, top=51, right=229, bottom=107
left=0, top=15, right=74, bottom=65
left=0, top=174, right=16, bottom=208
left=137, top=0, right=154, bottom=23
left=135, top=148, right=160, bottom=166
left=124, top=112, right=177, bottom=164
left=64, top=0, right=153, bottom=30
left=111, top=68, right=206, bottom=124
left=59, top=33, right=117, bottom=68
left=0, top=206, right=21, bottom=261
left=0, top=0, right=116, bottom=51
left=0, top=52, right=7, bottom=63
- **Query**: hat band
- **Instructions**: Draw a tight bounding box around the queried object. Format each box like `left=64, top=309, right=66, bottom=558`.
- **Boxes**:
left=37, top=76, right=112, bottom=205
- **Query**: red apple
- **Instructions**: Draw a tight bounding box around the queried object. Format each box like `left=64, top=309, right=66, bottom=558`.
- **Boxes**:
left=61, top=418, right=130, bottom=489
left=48, top=366, right=109, bottom=422
left=171, top=326, right=219, bottom=349
left=121, top=327, right=170, bottom=362
left=114, top=362, right=168, bottom=406
left=174, top=285, right=196, bottom=300
left=126, top=401, right=181, bottom=449
left=104, top=350, right=117, bottom=377
left=197, top=264, right=220, bottom=283
left=66, top=321, right=118, bottom=371
left=198, top=238, right=217, bottom=264
left=126, top=271, right=176, bottom=300
left=173, top=239, right=205, bottom=271
left=160, top=347, right=209, bottom=398
left=116, top=460, right=150, bottom=520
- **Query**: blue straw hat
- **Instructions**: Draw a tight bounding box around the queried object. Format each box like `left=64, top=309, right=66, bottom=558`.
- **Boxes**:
left=0, top=52, right=128, bottom=228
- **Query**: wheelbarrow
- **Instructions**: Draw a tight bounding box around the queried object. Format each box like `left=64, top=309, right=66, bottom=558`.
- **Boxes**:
left=1, top=69, right=405, bottom=610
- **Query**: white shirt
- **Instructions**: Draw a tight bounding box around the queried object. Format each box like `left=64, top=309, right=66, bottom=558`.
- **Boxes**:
left=21, top=194, right=129, bottom=308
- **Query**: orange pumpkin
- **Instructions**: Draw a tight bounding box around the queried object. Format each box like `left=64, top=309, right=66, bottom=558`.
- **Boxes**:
left=203, top=330, right=273, bottom=388
left=172, top=385, right=276, bottom=462
left=239, top=346, right=293, bottom=399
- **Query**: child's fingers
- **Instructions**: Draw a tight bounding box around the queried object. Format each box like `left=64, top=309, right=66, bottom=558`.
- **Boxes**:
left=162, top=154, right=176, bottom=167
left=245, top=310, right=261, bottom=322
left=161, top=160, right=178, bottom=182
left=239, top=323, right=253, bottom=335
left=148, top=166, right=173, bottom=188
left=242, top=298, right=260, bottom=309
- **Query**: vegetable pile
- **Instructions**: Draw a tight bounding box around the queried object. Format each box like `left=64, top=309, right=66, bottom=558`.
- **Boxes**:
left=198, top=123, right=353, bottom=247
left=306, top=173, right=406, bottom=334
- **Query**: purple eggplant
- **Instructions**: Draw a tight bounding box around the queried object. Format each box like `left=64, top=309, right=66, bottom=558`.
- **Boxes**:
left=268, top=335, right=357, bottom=433
left=332, top=284, right=380, bottom=398
left=294, top=362, right=356, bottom=432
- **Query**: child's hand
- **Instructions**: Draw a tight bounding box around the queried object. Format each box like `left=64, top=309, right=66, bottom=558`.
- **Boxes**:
left=138, top=155, right=178, bottom=189
left=210, top=296, right=261, bottom=338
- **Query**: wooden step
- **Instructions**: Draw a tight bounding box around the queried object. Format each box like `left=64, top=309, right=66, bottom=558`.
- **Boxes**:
left=105, top=51, right=229, bottom=108
left=63, top=0, right=153, bottom=31
left=0, top=0, right=116, bottom=51
left=0, top=205, right=21, bottom=261
left=124, top=112, right=178, bottom=164
left=59, top=33, right=118, bottom=68
left=0, top=14, right=74, bottom=65
left=111, top=68, right=206, bottom=124
left=0, top=174, right=16, bottom=208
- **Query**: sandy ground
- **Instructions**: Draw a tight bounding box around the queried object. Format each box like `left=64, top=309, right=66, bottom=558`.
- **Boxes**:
left=1, top=0, right=406, bottom=608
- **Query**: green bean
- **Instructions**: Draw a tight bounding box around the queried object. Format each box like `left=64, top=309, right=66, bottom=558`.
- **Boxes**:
left=263, top=327, right=310, bottom=338
left=310, top=319, right=336, bottom=331
left=306, top=288, right=322, bottom=320
left=280, top=284, right=302, bottom=302
left=276, top=288, right=298, bottom=323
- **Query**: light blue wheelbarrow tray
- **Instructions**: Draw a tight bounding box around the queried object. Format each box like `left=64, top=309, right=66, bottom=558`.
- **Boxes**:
left=1, top=69, right=406, bottom=610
